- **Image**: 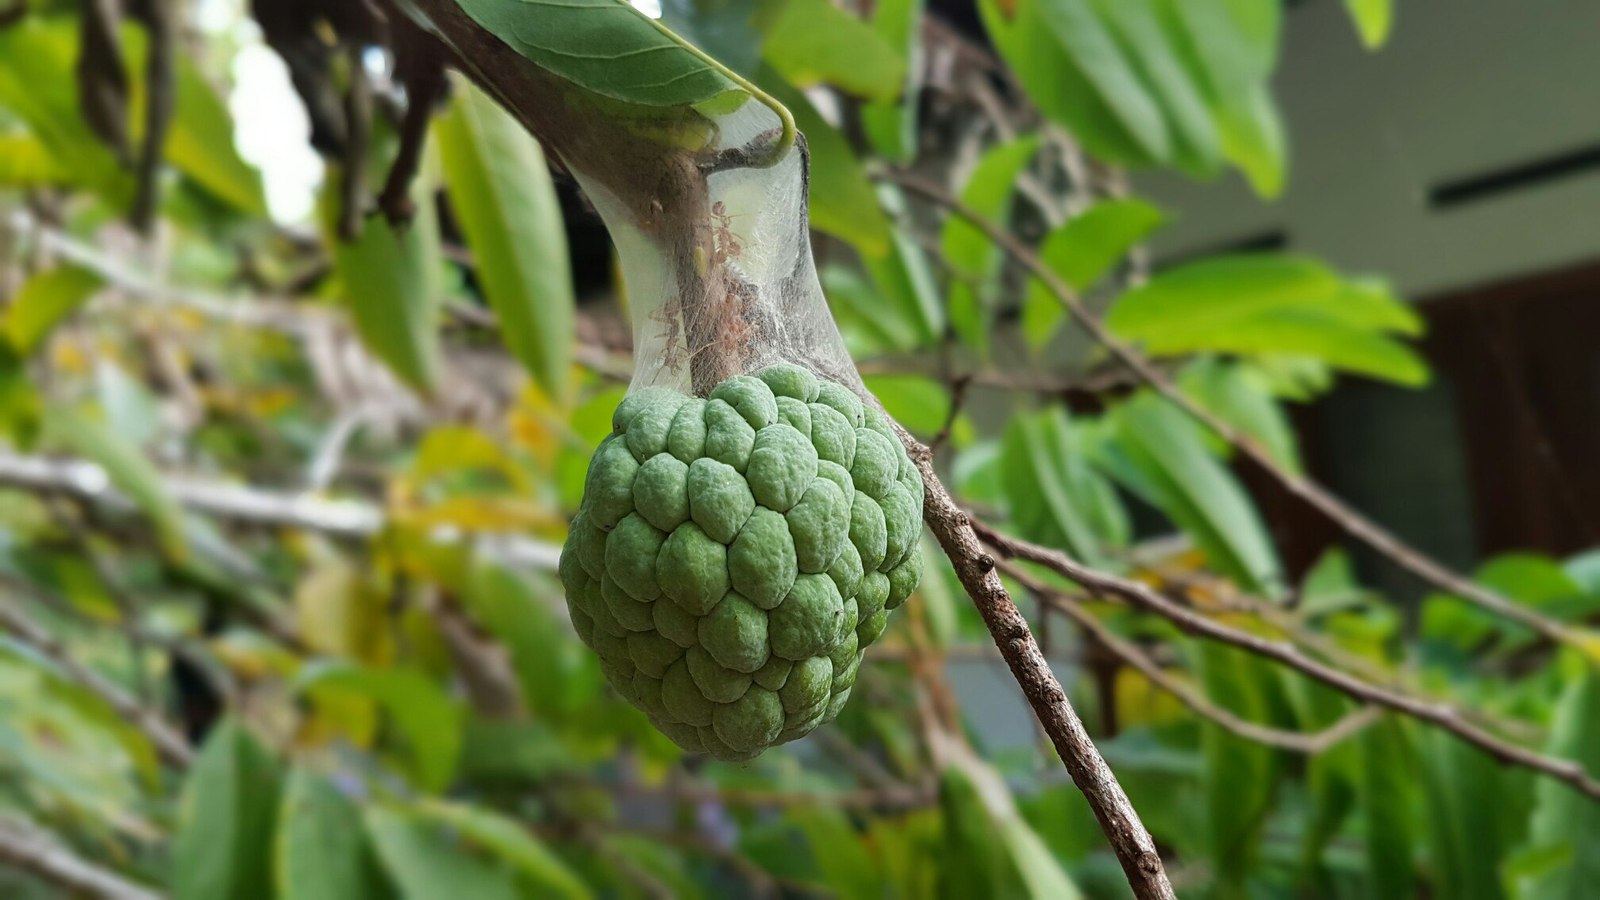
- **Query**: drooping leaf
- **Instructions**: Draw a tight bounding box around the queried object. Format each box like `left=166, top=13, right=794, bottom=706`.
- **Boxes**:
left=165, top=55, right=268, bottom=215
left=49, top=410, right=188, bottom=561
left=464, top=562, right=599, bottom=720
left=297, top=662, right=464, bottom=791
left=1360, top=718, right=1417, bottom=900
left=454, top=0, right=745, bottom=109
left=978, top=0, right=1154, bottom=165
left=860, top=186, right=944, bottom=347
left=172, top=719, right=282, bottom=900
left=332, top=199, right=444, bottom=395
left=0, top=20, right=128, bottom=196
left=1179, top=358, right=1302, bottom=473
left=1031, top=0, right=1171, bottom=160
left=1511, top=662, right=1600, bottom=900
left=860, top=0, right=924, bottom=161
left=1088, top=0, right=1221, bottom=172
left=1102, top=393, right=1283, bottom=594
left=1197, top=643, right=1278, bottom=892
left=276, top=768, right=390, bottom=900
left=941, top=134, right=1040, bottom=353
left=1417, top=727, right=1518, bottom=900
left=5, top=263, right=103, bottom=354
left=762, top=0, right=906, bottom=102
left=1022, top=197, right=1165, bottom=350
left=366, top=806, right=522, bottom=900
left=436, top=76, right=575, bottom=396
left=1344, top=0, right=1394, bottom=49
left=1107, top=255, right=1428, bottom=386
left=417, top=800, right=593, bottom=900
left=938, top=757, right=1083, bottom=899
left=1001, top=408, right=1127, bottom=571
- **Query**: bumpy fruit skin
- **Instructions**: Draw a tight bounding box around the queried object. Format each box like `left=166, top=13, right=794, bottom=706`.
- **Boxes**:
left=560, top=364, right=924, bottom=760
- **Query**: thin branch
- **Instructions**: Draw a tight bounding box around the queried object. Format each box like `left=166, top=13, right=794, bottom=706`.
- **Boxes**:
left=974, top=520, right=1600, bottom=801
left=0, top=450, right=561, bottom=569
left=131, top=0, right=176, bottom=233
left=1005, top=562, right=1379, bottom=754
left=892, top=423, right=1175, bottom=899
left=880, top=169, right=1588, bottom=653
left=377, top=23, right=447, bottom=227
left=0, top=819, right=164, bottom=900
left=0, top=596, right=192, bottom=768
left=338, top=44, right=372, bottom=242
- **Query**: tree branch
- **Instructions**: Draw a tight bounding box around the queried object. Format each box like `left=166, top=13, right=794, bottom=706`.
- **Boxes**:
left=879, top=169, right=1588, bottom=654
left=0, top=819, right=164, bottom=900
left=0, top=598, right=192, bottom=768
left=1005, top=562, right=1379, bottom=753
left=974, top=519, right=1600, bottom=801
left=893, top=423, right=1175, bottom=899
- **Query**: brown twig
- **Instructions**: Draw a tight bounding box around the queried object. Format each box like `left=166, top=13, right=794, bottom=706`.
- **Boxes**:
left=974, top=520, right=1600, bottom=801
left=1005, top=563, right=1379, bottom=753
left=880, top=169, right=1588, bottom=653
left=0, top=819, right=163, bottom=900
left=376, top=23, right=447, bottom=228
left=893, top=423, right=1175, bottom=899
left=131, top=0, right=176, bottom=233
left=338, top=44, right=372, bottom=241
left=0, top=597, right=192, bottom=768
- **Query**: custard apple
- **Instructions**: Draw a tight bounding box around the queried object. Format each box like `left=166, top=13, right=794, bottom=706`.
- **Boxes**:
left=559, top=364, right=924, bottom=760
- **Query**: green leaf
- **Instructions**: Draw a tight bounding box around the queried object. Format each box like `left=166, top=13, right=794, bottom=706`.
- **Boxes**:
left=1001, top=408, right=1127, bottom=571
left=1088, top=0, right=1221, bottom=172
left=941, top=134, right=1040, bottom=353
left=0, top=134, right=71, bottom=184
left=297, top=662, right=464, bottom=791
left=860, top=0, right=924, bottom=161
left=276, top=769, right=390, bottom=900
left=1022, top=197, right=1164, bottom=350
left=1215, top=80, right=1287, bottom=198
left=464, top=562, right=599, bottom=720
left=49, top=410, right=188, bottom=561
left=166, top=56, right=267, bottom=215
left=979, top=0, right=1154, bottom=165
left=1359, top=718, right=1417, bottom=900
left=1031, top=0, right=1171, bottom=160
left=1197, top=644, right=1277, bottom=890
left=0, top=20, right=127, bottom=197
left=762, top=0, right=906, bottom=102
left=333, top=201, right=444, bottom=395
left=1416, top=728, right=1515, bottom=900
left=5, top=264, right=102, bottom=354
left=859, top=187, right=944, bottom=348
left=366, top=807, right=522, bottom=900
left=864, top=374, right=964, bottom=442
left=938, top=759, right=1083, bottom=899
left=453, top=0, right=744, bottom=109
left=1179, top=358, right=1301, bottom=473
left=762, top=73, right=890, bottom=255
left=1104, top=393, right=1282, bottom=594
left=1106, top=255, right=1428, bottom=386
left=1512, top=663, right=1600, bottom=900
left=1421, top=554, right=1597, bottom=653
left=1344, top=0, right=1393, bottom=49
left=172, top=719, right=282, bottom=900
left=436, top=76, right=575, bottom=397
left=417, top=800, right=593, bottom=900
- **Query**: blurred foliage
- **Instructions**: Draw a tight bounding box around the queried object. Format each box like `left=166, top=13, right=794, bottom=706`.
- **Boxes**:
left=1, top=0, right=1597, bottom=898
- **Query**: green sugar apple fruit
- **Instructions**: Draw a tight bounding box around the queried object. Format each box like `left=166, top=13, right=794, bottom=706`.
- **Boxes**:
left=559, top=364, right=924, bottom=760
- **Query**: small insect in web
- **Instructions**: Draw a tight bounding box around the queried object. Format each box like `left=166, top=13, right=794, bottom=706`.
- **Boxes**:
left=709, top=201, right=743, bottom=267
